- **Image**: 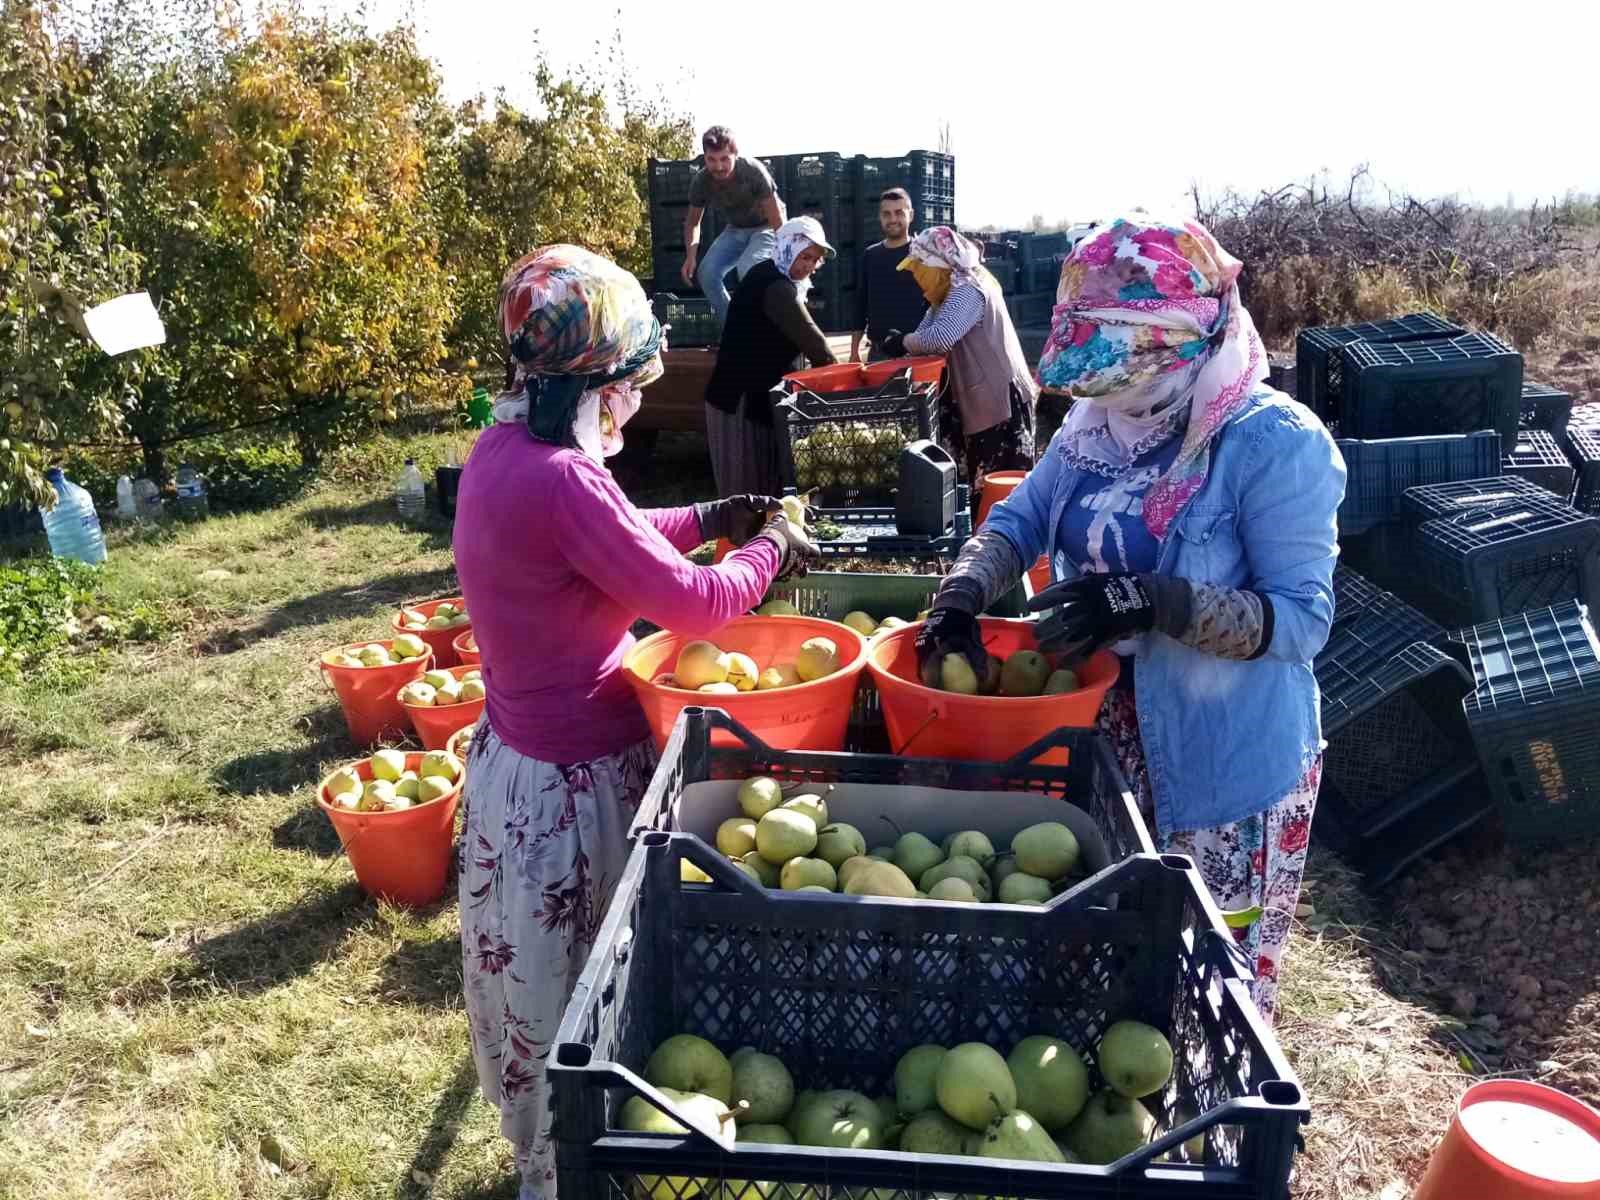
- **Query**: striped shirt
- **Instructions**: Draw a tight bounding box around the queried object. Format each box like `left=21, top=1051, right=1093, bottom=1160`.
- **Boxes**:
left=905, top=282, right=985, bottom=354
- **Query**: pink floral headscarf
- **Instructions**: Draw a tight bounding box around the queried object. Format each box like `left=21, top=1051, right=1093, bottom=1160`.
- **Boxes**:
left=903, top=225, right=984, bottom=289
left=1038, top=216, right=1268, bottom=539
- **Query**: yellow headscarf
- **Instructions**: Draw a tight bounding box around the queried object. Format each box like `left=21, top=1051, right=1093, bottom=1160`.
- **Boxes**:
left=901, top=257, right=952, bottom=307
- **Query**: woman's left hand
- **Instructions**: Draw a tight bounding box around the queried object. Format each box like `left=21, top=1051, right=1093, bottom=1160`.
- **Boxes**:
left=695, top=495, right=783, bottom=545
left=1028, top=571, right=1169, bottom=662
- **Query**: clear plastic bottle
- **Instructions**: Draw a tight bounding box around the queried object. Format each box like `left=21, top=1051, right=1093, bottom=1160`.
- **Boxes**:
left=42, top=466, right=107, bottom=565
left=133, top=477, right=163, bottom=520
left=116, top=475, right=136, bottom=520
left=395, top=458, right=425, bottom=521
left=174, top=462, right=209, bottom=519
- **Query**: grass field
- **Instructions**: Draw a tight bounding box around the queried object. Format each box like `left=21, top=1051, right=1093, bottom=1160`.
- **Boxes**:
left=0, top=427, right=1522, bottom=1199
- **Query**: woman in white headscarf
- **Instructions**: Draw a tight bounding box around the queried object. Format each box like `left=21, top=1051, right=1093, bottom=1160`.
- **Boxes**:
left=704, top=215, right=839, bottom=497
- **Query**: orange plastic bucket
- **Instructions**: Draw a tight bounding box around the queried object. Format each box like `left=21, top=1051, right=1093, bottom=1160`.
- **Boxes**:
left=319, top=641, right=434, bottom=746
left=978, top=471, right=1052, bottom=593
left=865, top=617, right=1119, bottom=764
left=783, top=355, right=946, bottom=394
left=452, top=629, right=480, bottom=666
left=1415, top=1080, right=1600, bottom=1199
left=316, top=753, right=463, bottom=907
left=445, top=722, right=478, bottom=763
left=392, top=596, right=470, bottom=668
left=623, top=615, right=868, bottom=752
left=397, top=664, right=487, bottom=750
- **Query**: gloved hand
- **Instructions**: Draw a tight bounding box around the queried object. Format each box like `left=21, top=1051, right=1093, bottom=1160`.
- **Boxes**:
left=1027, top=571, right=1173, bottom=662
left=751, top=512, right=818, bottom=582
left=876, top=329, right=907, bottom=358
left=695, top=494, right=782, bottom=546
left=914, top=605, right=991, bottom=689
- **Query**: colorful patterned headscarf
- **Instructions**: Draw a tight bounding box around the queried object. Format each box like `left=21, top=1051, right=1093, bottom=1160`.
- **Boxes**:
left=494, top=245, right=664, bottom=454
left=901, top=226, right=983, bottom=291
left=1038, top=216, right=1267, bottom=539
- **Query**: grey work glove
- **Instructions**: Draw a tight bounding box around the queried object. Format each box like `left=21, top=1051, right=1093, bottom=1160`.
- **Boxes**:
left=695, top=494, right=782, bottom=545
left=750, top=512, right=818, bottom=582
left=1028, top=571, right=1189, bottom=664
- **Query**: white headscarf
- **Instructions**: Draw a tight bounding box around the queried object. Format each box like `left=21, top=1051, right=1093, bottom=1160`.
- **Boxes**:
left=771, top=216, right=833, bottom=299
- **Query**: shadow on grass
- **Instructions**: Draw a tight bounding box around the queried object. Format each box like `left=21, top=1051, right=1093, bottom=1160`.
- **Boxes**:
left=380, top=929, right=464, bottom=1008
left=196, top=564, right=460, bottom=656
left=215, top=730, right=354, bottom=798
left=298, top=495, right=455, bottom=548
left=273, top=802, right=345, bottom=856
left=393, top=1055, right=509, bottom=1200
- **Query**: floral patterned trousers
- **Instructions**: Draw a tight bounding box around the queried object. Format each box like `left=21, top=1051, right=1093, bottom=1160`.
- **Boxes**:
left=459, top=725, right=657, bottom=1200
left=1100, top=688, right=1318, bottom=1024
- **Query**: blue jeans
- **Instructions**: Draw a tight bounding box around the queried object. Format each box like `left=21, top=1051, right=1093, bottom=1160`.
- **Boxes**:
left=698, top=226, right=777, bottom=325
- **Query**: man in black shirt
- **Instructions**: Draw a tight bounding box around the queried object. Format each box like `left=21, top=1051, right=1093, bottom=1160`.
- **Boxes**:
left=850, top=188, right=929, bottom=363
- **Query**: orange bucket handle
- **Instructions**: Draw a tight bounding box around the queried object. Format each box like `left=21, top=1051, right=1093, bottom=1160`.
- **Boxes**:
left=318, top=664, right=335, bottom=692
left=893, top=703, right=945, bottom=757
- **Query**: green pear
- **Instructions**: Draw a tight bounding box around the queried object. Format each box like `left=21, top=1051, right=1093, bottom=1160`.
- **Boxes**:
left=814, top=822, right=866, bottom=869
left=1097, top=1021, right=1174, bottom=1098
left=789, top=1089, right=883, bottom=1150
left=795, top=885, right=833, bottom=893
left=928, top=877, right=977, bottom=902
left=730, top=1052, right=795, bottom=1125
left=723, top=1122, right=796, bottom=1200
left=890, top=830, right=944, bottom=884
left=894, top=1044, right=948, bottom=1117
left=755, top=809, right=818, bottom=864
left=1043, top=668, right=1079, bottom=694
left=786, top=1090, right=820, bottom=1136
left=716, top=818, right=759, bottom=858
left=738, top=776, right=784, bottom=820
left=620, top=1088, right=733, bottom=1200
left=1012, top=822, right=1080, bottom=880
left=980, top=655, right=1003, bottom=695
left=1007, top=1035, right=1089, bottom=1131
left=990, top=855, right=1021, bottom=888
left=737, top=852, right=781, bottom=888
left=756, top=599, right=801, bottom=617
left=781, top=793, right=829, bottom=829
left=779, top=857, right=837, bottom=892
left=999, top=651, right=1051, bottom=697
left=842, top=861, right=917, bottom=898
left=998, top=872, right=1054, bottom=905
left=369, top=748, right=407, bottom=782
left=935, top=1043, right=1016, bottom=1131
left=920, top=855, right=992, bottom=901
left=945, top=831, right=996, bottom=869
left=980, top=1110, right=1065, bottom=1163
left=867, top=846, right=895, bottom=861
left=835, top=855, right=875, bottom=891
left=939, top=653, right=979, bottom=695
left=1053, top=1137, right=1082, bottom=1163
left=1063, top=1092, right=1155, bottom=1164
left=729, top=1046, right=759, bottom=1068
left=645, top=1035, right=733, bottom=1103
left=872, top=1096, right=903, bottom=1142
left=898, top=1109, right=977, bottom=1156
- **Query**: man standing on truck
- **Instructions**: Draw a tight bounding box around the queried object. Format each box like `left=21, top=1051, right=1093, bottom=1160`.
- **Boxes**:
left=850, top=188, right=929, bottom=363
left=681, top=126, right=785, bottom=327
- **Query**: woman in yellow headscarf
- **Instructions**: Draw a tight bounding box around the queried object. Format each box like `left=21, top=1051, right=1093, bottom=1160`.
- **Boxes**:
left=875, top=226, right=1038, bottom=497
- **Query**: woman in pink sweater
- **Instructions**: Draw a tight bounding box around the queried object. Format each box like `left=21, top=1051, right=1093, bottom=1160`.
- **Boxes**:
left=452, top=246, right=812, bottom=1200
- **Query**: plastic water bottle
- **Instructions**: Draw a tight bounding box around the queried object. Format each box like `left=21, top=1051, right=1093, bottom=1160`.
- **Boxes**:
left=395, top=458, right=425, bottom=521
left=116, top=475, right=136, bottom=520
left=42, top=467, right=107, bottom=565
left=174, top=462, right=209, bottom=519
left=133, top=477, right=162, bottom=520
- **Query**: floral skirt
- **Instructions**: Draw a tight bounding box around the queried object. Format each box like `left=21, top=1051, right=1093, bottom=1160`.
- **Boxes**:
left=1099, top=688, right=1318, bottom=1024
left=940, top=380, right=1036, bottom=494
left=458, top=724, right=657, bottom=1200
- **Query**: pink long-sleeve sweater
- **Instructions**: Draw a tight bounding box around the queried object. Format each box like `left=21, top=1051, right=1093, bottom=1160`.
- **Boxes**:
left=453, top=424, right=780, bottom=764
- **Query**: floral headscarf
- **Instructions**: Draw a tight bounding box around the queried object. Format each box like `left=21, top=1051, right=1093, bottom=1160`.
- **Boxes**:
left=770, top=216, right=834, bottom=299
left=902, top=226, right=983, bottom=287
left=1038, top=215, right=1267, bottom=539
left=493, top=245, right=664, bottom=459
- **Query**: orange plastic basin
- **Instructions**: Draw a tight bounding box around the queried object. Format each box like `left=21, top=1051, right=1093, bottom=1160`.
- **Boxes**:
left=397, top=664, right=486, bottom=750
left=452, top=628, right=480, bottom=666
left=391, top=596, right=470, bottom=668
left=865, top=617, right=1119, bottom=764
left=315, top=752, right=463, bottom=907
left=783, top=355, right=946, bottom=394
left=978, top=470, right=1051, bottom=593
left=1416, top=1079, right=1600, bottom=1199
left=623, top=615, right=868, bottom=752
left=318, top=640, right=434, bottom=746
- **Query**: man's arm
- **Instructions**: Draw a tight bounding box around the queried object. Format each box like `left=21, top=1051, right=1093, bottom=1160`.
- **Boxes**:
left=759, top=193, right=783, bottom=231
left=850, top=249, right=871, bottom=363
left=680, top=204, right=705, bottom=287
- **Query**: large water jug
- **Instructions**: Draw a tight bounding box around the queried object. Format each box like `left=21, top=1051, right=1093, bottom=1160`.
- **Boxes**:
left=42, top=467, right=107, bottom=565
left=116, top=475, right=136, bottom=520
left=174, top=462, right=209, bottom=519
left=395, top=458, right=425, bottom=521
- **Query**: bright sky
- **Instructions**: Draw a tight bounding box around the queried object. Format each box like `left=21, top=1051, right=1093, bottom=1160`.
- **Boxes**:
left=328, top=0, right=1596, bottom=228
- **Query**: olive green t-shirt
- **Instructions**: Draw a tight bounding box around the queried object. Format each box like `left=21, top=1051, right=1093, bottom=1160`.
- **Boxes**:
left=688, top=157, right=775, bottom=229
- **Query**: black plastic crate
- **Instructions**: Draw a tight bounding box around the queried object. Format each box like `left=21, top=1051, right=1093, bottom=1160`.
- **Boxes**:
left=1402, top=473, right=1555, bottom=521
left=1294, top=313, right=1464, bottom=427
left=1520, top=380, right=1573, bottom=439
left=1338, top=331, right=1523, bottom=446
left=653, top=294, right=720, bottom=348
left=551, top=838, right=1308, bottom=1200
left=1013, top=291, right=1056, bottom=328
left=1456, top=601, right=1600, bottom=841
left=1022, top=256, right=1063, bottom=294
left=983, top=258, right=1019, bottom=294
left=1011, top=230, right=1071, bottom=266
left=1332, top=563, right=1386, bottom=628
left=908, top=149, right=956, bottom=199
left=772, top=373, right=941, bottom=505
left=1334, top=431, right=1501, bottom=536
left=1413, top=491, right=1600, bottom=625
left=649, top=157, right=702, bottom=205
left=1314, top=624, right=1479, bottom=872
left=651, top=202, right=714, bottom=253
left=631, top=707, right=1153, bottom=864
left=1502, top=428, right=1575, bottom=499
left=1565, top=425, right=1600, bottom=515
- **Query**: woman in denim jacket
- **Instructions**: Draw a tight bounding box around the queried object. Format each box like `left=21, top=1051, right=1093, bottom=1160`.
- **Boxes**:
left=917, top=216, right=1346, bottom=1021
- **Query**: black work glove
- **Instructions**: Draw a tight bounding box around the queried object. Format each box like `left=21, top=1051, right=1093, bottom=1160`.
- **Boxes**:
left=751, top=512, right=817, bottom=582
left=877, top=330, right=907, bottom=358
left=695, top=494, right=782, bottom=546
left=1027, top=571, right=1178, bottom=663
left=914, top=606, right=991, bottom=689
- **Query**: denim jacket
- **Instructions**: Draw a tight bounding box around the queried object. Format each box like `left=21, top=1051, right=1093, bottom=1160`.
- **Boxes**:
left=983, top=388, right=1346, bottom=833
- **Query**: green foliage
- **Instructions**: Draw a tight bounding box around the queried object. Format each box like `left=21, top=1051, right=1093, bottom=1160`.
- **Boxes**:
left=188, top=440, right=308, bottom=510
left=0, top=555, right=98, bottom=676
